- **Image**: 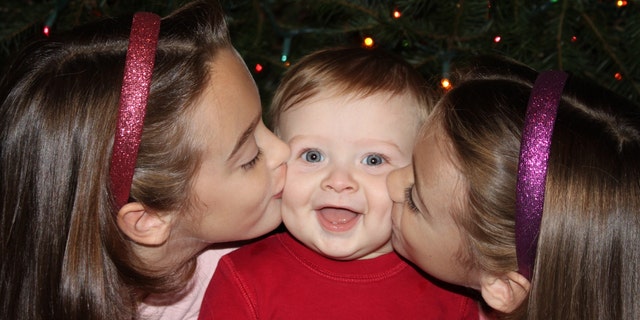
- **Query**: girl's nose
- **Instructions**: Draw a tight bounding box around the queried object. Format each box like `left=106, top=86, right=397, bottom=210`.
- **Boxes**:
left=387, top=165, right=413, bottom=203
left=260, top=124, right=291, bottom=169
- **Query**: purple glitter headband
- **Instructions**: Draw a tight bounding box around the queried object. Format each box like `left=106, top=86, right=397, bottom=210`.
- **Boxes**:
left=109, top=12, right=161, bottom=210
left=515, top=70, right=568, bottom=280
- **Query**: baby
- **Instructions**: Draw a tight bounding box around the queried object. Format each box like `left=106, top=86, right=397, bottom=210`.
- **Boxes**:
left=199, top=46, right=478, bottom=319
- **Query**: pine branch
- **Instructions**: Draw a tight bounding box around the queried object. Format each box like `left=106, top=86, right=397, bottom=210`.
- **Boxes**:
left=1, top=0, right=638, bottom=105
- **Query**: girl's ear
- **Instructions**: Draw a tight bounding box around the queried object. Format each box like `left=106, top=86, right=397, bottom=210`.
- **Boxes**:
left=479, top=271, right=530, bottom=313
left=117, top=202, right=172, bottom=246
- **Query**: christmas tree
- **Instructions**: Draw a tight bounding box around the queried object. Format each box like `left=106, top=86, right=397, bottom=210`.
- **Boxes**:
left=1, top=0, right=638, bottom=106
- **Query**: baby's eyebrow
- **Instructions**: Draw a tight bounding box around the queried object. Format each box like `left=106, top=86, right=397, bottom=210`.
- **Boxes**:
left=355, top=139, right=403, bottom=153
left=227, top=115, right=260, bottom=161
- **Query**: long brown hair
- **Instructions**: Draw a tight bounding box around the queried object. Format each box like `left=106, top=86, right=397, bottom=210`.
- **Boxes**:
left=0, top=1, right=230, bottom=319
left=436, top=56, right=640, bottom=319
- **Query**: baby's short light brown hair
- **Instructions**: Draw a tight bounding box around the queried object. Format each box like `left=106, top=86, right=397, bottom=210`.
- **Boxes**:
left=268, top=46, right=435, bottom=132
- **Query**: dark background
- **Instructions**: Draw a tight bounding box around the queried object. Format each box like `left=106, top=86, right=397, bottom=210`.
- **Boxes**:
left=2, top=0, right=638, bottom=107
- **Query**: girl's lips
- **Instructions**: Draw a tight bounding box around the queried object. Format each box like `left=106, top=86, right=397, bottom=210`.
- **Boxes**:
left=315, top=207, right=361, bottom=232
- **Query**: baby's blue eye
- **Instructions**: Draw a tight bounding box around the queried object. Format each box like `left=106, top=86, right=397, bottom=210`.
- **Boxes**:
left=362, top=154, right=384, bottom=166
left=302, top=150, right=324, bottom=163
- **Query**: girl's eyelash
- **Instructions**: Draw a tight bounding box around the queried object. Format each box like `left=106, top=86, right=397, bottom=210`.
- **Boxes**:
left=404, top=185, right=420, bottom=213
left=241, top=148, right=263, bottom=170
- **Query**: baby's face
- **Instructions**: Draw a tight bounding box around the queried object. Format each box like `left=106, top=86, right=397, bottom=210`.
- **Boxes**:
left=277, top=89, right=421, bottom=260
left=387, top=123, right=473, bottom=287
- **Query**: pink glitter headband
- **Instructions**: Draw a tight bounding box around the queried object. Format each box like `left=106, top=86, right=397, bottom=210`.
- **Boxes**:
left=109, top=12, right=161, bottom=210
left=515, top=70, right=568, bottom=280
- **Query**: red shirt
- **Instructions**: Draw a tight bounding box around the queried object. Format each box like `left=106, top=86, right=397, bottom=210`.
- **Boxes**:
left=199, top=232, right=478, bottom=319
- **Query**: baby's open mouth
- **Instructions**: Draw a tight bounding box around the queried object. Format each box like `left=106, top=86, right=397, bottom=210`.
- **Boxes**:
left=316, top=207, right=362, bottom=231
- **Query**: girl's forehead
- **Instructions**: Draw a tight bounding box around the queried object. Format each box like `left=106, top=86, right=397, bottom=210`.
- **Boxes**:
left=415, top=122, right=459, bottom=169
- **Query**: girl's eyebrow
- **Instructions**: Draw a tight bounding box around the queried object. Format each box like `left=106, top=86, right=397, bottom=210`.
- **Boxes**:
left=227, top=115, right=260, bottom=161
left=411, top=154, right=425, bottom=206
left=412, top=156, right=420, bottom=189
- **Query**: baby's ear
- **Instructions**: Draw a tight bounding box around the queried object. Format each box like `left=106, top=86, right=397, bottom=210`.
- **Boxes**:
left=117, top=202, right=171, bottom=246
left=479, top=271, right=530, bottom=313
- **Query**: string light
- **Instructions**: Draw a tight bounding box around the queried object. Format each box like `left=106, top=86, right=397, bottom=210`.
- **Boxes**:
left=43, top=9, right=58, bottom=37
left=571, top=35, right=577, bottom=42
left=281, top=36, right=292, bottom=63
left=614, top=72, right=623, bottom=81
left=493, top=35, right=501, bottom=43
left=393, top=9, right=402, bottom=19
left=440, top=52, right=452, bottom=92
left=441, top=78, right=452, bottom=90
left=42, top=0, right=67, bottom=38
left=363, top=37, right=375, bottom=48
left=617, top=0, right=628, bottom=7
left=255, top=63, right=263, bottom=73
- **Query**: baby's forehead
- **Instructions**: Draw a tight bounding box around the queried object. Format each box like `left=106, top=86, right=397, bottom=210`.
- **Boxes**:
left=281, top=90, right=423, bottom=143
left=311, top=85, right=426, bottom=110
left=330, top=83, right=422, bottom=102
left=273, top=85, right=428, bottom=139
left=291, top=88, right=424, bottom=117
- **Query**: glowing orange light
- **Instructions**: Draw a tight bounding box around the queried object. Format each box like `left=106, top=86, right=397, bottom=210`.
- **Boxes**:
left=614, top=72, right=623, bottom=81
left=284, top=61, right=291, bottom=67
left=363, top=37, right=375, bottom=48
left=493, top=35, right=501, bottom=43
left=43, top=25, right=50, bottom=37
left=393, top=10, right=402, bottom=19
left=617, top=0, right=628, bottom=7
left=255, top=63, right=263, bottom=73
left=441, top=78, right=452, bottom=90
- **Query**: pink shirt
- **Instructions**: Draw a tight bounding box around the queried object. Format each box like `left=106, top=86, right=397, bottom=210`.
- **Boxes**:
left=138, top=247, right=236, bottom=320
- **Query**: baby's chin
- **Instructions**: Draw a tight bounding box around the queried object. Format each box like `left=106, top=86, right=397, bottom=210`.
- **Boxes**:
left=311, top=239, right=393, bottom=261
